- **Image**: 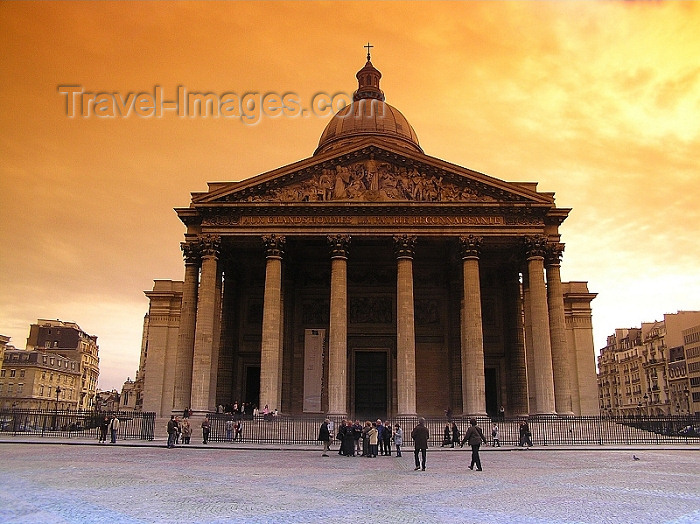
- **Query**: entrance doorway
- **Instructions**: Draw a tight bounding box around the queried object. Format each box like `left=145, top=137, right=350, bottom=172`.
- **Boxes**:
left=354, top=350, right=388, bottom=420
left=485, top=368, right=498, bottom=417
left=244, top=365, right=260, bottom=409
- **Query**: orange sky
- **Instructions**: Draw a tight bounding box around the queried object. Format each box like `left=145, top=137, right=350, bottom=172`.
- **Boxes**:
left=1, top=1, right=699, bottom=392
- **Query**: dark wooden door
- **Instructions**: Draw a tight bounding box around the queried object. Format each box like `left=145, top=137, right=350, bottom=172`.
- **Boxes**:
left=354, top=351, right=387, bottom=420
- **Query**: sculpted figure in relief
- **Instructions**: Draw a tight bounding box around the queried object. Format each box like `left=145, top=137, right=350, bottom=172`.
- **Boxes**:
left=241, top=160, right=498, bottom=203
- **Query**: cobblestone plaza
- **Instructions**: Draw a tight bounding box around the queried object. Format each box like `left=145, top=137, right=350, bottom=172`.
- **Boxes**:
left=1, top=440, right=698, bottom=523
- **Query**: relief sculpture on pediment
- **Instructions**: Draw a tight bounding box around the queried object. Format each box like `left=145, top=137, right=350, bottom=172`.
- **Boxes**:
left=238, top=159, right=500, bottom=203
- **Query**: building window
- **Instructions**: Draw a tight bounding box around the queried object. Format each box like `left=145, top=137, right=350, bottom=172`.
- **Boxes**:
left=39, top=385, right=44, bottom=396
left=9, top=370, right=16, bottom=378
left=50, top=358, right=54, bottom=366
left=19, top=370, right=25, bottom=378
left=17, top=384, right=23, bottom=394
left=45, top=341, right=50, bottom=348
left=0, top=370, right=5, bottom=378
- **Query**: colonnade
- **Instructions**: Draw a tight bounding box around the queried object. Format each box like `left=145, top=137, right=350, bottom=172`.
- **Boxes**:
left=171, top=233, right=574, bottom=417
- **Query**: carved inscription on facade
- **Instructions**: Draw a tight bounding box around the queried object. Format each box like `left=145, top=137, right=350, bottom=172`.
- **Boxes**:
left=238, top=215, right=506, bottom=226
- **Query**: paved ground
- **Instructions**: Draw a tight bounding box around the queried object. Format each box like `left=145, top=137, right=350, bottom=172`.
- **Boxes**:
left=0, top=438, right=698, bottom=524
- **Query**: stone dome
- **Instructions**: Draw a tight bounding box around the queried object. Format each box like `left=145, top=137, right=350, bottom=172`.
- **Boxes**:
left=314, top=55, right=423, bottom=155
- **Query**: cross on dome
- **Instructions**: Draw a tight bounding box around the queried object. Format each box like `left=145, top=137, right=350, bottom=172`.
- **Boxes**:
left=354, top=43, right=384, bottom=102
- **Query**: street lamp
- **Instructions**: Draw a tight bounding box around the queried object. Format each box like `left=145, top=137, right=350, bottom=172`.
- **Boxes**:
left=54, top=386, right=62, bottom=430
left=684, top=387, right=690, bottom=415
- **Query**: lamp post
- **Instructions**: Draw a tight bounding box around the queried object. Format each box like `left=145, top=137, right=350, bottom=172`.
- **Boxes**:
left=642, top=393, right=649, bottom=418
left=684, top=387, right=690, bottom=415
left=54, top=386, right=62, bottom=430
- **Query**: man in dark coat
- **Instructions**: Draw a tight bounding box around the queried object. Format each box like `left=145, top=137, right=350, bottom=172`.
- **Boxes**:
left=461, top=417, right=487, bottom=471
left=342, top=419, right=355, bottom=456
left=411, top=417, right=430, bottom=471
left=318, top=419, right=331, bottom=457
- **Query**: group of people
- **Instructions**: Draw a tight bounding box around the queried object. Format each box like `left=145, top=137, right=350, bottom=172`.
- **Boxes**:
left=444, top=422, right=503, bottom=448
left=318, top=416, right=492, bottom=472
left=319, top=418, right=404, bottom=458
left=98, top=414, right=120, bottom=444
left=166, top=415, right=193, bottom=448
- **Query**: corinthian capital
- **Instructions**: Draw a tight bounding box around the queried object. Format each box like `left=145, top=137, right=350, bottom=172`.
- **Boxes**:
left=327, top=234, right=351, bottom=259
left=459, top=235, right=483, bottom=259
left=198, top=234, right=221, bottom=258
left=523, top=235, right=548, bottom=259
left=393, top=234, right=417, bottom=259
left=181, top=241, right=201, bottom=265
left=262, top=234, right=286, bottom=258
left=545, top=242, right=565, bottom=267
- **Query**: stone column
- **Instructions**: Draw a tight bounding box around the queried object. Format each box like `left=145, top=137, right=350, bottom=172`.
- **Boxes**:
left=546, top=243, right=574, bottom=415
left=524, top=236, right=556, bottom=415
left=327, top=235, right=350, bottom=417
left=522, top=269, right=536, bottom=412
left=190, top=234, right=221, bottom=413
left=504, top=266, right=528, bottom=416
left=259, top=234, right=285, bottom=413
left=172, top=241, right=200, bottom=415
left=394, top=235, right=417, bottom=416
left=460, top=235, right=487, bottom=416
left=208, top=261, right=224, bottom=411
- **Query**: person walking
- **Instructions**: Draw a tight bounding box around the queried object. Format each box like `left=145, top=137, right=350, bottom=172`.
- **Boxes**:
left=411, top=417, right=429, bottom=471
left=201, top=416, right=211, bottom=444
left=491, top=423, right=501, bottom=447
left=451, top=422, right=461, bottom=448
left=461, top=418, right=487, bottom=471
left=108, top=415, right=120, bottom=444
left=393, top=423, right=403, bottom=457
left=519, top=421, right=533, bottom=447
left=318, top=418, right=331, bottom=457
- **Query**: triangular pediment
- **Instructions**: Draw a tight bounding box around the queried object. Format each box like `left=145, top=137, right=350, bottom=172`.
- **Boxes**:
left=193, top=140, right=553, bottom=206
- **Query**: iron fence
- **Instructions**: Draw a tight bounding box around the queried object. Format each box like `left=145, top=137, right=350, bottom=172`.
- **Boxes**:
left=202, top=413, right=699, bottom=446
left=0, top=409, right=155, bottom=440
